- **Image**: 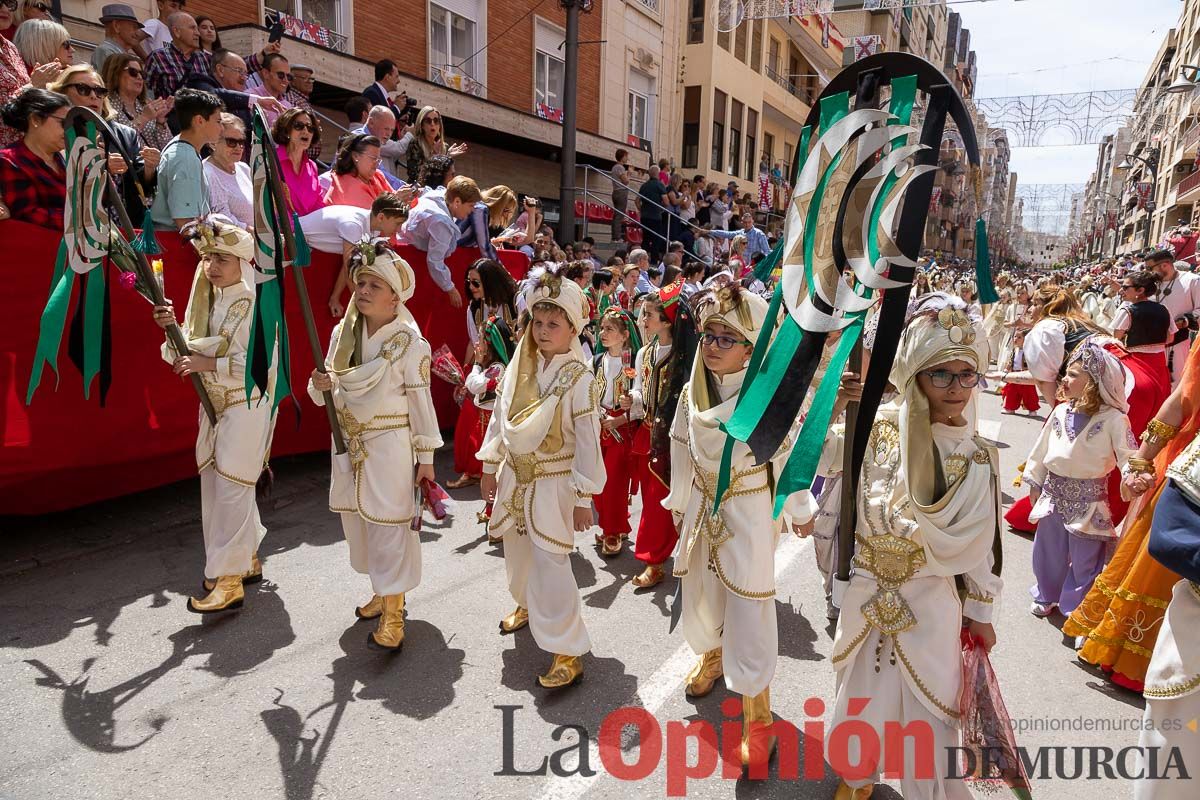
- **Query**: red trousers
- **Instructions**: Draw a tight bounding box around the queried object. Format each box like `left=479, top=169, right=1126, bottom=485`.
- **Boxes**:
left=596, top=422, right=636, bottom=536
left=634, top=455, right=677, bottom=565
left=1002, top=382, right=1040, bottom=412
left=453, top=396, right=487, bottom=476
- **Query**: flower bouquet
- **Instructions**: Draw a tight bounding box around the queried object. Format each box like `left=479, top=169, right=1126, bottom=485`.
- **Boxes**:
left=430, top=344, right=467, bottom=406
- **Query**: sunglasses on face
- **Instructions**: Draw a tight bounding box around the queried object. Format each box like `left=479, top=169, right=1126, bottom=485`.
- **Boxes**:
left=223, top=137, right=246, bottom=149
left=701, top=332, right=750, bottom=350
left=273, top=71, right=292, bottom=82
left=291, top=120, right=316, bottom=133
left=468, top=278, right=481, bottom=288
left=921, top=369, right=982, bottom=389
left=31, top=1, right=52, bottom=11
left=124, top=67, right=144, bottom=79
left=0, top=1, right=18, bottom=11
left=65, top=84, right=109, bottom=99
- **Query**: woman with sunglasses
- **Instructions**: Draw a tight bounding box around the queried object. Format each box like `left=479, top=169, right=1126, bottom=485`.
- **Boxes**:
left=0, top=87, right=69, bottom=227
left=323, top=133, right=390, bottom=208
left=272, top=107, right=324, bottom=217
left=48, top=65, right=157, bottom=214
left=203, top=113, right=252, bottom=229
left=396, top=105, right=468, bottom=184
left=102, top=53, right=171, bottom=152
left=12, top=17, right=71, bottom=71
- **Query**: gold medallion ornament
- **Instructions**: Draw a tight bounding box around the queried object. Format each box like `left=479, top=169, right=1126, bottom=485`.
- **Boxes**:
left=536, top=271, right=563, bottom=298
left=853, top=533, right=927, bottom=635
left=936, top=306, right=975, bottom=345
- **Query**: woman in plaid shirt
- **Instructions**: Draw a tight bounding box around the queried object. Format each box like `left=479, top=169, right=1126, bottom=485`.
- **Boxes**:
left=0, top=88, right=68, bottom=229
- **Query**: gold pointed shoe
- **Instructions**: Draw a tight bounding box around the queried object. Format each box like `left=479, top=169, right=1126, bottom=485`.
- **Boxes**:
left=537, top=654, right=583, bottom=689
left=631, top=563, right=666, bottom=589
left=499, top=606, right=529, bottom=634
left=833, top=781, right=874, bottom=799
left=355, top=594, right=383, bottom=620
left=600, top=534, right=623, bottom=557
left=739, top=688, right=777, bottom=777
left=367, top=594, right=405, bottom=651
left=188, top=575, right=245, bottom=614
left=202, top=553, right=263, bottom=592
left=684, top=647, right=724, bottom=698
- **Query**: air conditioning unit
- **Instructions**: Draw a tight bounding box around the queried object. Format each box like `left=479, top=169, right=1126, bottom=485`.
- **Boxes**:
left=1176, top=165, right=1192, bottom=175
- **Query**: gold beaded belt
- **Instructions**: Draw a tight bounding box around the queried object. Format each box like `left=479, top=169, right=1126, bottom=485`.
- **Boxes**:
left=505, top=451, right=575, bottom=483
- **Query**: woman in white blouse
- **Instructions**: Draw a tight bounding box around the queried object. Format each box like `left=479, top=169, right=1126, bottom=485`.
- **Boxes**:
left=203, top=114, right=254, bottom=230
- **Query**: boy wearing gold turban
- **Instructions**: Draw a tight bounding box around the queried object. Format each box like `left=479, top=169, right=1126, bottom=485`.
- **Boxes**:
left=309, top=240, right=443, bottom=651
left=478, top=272, right=606, bottom=689
left=152, top=217, right=275, bottom=614
left=663, top=284, right=818, bottom=774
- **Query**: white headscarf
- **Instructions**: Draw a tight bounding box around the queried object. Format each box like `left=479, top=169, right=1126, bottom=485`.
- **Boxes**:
left=1067, top=335, right=1128, bottom=413
left=329, top=239, right=419, bottom=371
left=180, top=216, right=256, bottom=342
left=889, top=292, right=996, bottom=576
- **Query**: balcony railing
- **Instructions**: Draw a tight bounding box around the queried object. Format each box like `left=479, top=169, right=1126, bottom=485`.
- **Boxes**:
left=1177, top=168, right=1200, bottom=199
left=633, top=0, right=659, bottom=12
left=764, top=65, right=814, bottom=105
left=1183, top=124, right=1200, bottom=156
left=264, top=9, right=348, bottom=54
left=430, top=65, right=484, bottom=98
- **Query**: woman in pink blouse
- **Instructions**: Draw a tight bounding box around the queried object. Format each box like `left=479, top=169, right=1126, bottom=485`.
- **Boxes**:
left=323, top=133, right=390, bottom=208
left=272, top=107, right=325, bottom=218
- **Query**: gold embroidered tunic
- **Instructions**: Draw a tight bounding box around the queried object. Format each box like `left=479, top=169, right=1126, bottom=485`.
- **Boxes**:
left=478, top=351, right=606, bottom=555
left=162, top=280, right=271, bottom=486
left=831, top=405, right=1003, bottom=724
left=308, top=316, right=443, bottom=525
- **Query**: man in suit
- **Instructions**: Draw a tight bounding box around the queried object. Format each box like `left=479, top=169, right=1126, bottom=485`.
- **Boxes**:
left=363, top=59, right=408, bottom=134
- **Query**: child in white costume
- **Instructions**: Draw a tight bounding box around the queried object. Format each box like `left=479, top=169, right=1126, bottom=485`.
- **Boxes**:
left=663, top=284, right=818, bottom=773
left=309, top=240, right=443, bottom=651
left=478, top=272, right=606, bottom=689
left=827, top=294, right=1004, bottom=800
left=153, top=218, right=274, bottom=614
left=1024, top=337, right=1136, bottom=616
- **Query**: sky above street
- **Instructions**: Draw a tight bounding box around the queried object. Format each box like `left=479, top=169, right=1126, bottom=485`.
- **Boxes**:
left=956, top=0, right=1182, bottom=185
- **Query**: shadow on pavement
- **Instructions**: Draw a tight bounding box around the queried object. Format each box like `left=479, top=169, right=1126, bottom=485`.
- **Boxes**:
left=22, top=581, right=294, bottom=755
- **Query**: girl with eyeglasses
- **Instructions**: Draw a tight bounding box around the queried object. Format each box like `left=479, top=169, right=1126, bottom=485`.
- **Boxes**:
left=102, top=53, right=172, bottom=152
left=665, top=284, right=819, bottom=774
left=820, top=294, right=1004, bottom=799
left=271, top=107, right=324, bottom=217
left=397, top=105, right=468, bottom=184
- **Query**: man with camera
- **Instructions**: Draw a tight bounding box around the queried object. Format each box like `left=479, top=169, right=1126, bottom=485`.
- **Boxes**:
left=364, top=59, right=417, bottom=134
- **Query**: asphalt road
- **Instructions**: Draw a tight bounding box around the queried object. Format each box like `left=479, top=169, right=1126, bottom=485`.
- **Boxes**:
left=0, top=390, right=1153, bottom=799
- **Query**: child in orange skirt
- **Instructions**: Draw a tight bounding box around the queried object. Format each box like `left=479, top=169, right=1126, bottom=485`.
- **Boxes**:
left=593, top=306, right=642, bottom=556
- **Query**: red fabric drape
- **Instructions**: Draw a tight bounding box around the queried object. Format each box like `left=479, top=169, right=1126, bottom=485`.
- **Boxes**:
left=0, top=220, right=527, bottom=514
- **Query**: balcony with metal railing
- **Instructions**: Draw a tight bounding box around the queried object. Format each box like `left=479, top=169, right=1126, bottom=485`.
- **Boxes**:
left=1177, top=168, right=1200, bottom=200
left=764, top=65, right=814, bottom=106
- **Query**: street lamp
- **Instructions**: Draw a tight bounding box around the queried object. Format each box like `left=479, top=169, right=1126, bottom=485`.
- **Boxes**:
left=1165, top=64, right=1200, bottom=94
left=1115, top=148, right=1160, bottom=249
